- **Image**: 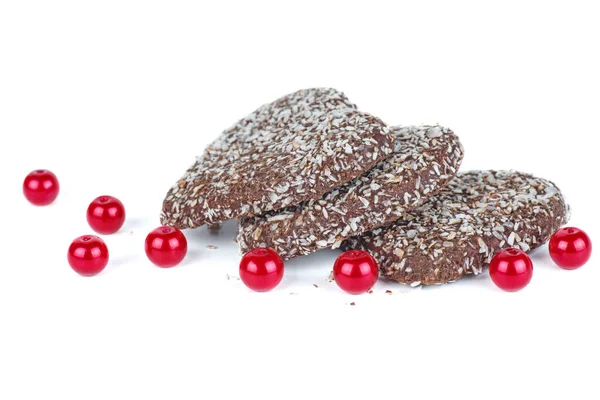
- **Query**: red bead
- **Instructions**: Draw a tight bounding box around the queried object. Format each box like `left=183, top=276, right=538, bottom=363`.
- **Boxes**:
left=145, top=226, right=188, bottom=268
left=23, top=169, right=60, bottom=205
left=333, top=250, right=379, bottom=294
left=489, top=248, right=533, bottom=292
left=68, top=235, right=109, bottom=276
left=86, top=195, right=126, bottom=234
left=239, top=248, right=284, bottom=292
left=549, top=227, right=592, bottom=270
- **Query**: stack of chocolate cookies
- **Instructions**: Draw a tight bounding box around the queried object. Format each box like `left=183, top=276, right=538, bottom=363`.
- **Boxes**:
left=161, top=88, right=569, bottom=286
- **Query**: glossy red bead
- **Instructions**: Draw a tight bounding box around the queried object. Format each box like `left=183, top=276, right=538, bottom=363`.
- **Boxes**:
left=333, top=250, right=379, bottom=294
left=239, top=248, right=284, bottom=292
left=68, top=235, right=109, bottom=276
left=549, top=227, right=592, bottom=270
left=23, top=169, right=60, bottom=205
left=86, top=195, right=126, bottom=234
left=145, top=226, right=188, bottom=268
left=489, top=248, right=533, bottom=292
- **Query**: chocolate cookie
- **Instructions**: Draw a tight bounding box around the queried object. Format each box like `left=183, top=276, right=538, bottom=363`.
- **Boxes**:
left=160, top=88, right=395, bottom=229
left=237, top=125, right=464, bottom=259
left=342, top=170, right=570, bottom=286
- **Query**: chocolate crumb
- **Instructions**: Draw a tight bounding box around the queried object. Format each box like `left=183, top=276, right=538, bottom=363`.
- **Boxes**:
left=385, top=290, right=393, bottom=295
left=207, top=223, right=222, bottom=233
left=207, top=245, right=218, bottom=250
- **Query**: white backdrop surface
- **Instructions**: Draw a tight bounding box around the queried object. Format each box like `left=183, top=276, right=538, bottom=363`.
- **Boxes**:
left=0, top=1, right=598, bottom=399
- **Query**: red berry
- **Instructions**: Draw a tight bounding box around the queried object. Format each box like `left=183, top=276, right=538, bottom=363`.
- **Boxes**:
left=239, top=248, right=284, bottom=292
left=549, top=227, right=592, bottom=270
left=145, top=226, right=188, bottom=268
left=333, top=250, right=379, bottom=294
left=489, top=248, right=533, bottom=292
left=86, top=196, right=126, bottom=234
left=23, top=169, right=60, bottom=205
left=68, top=235, right=109, bottom=276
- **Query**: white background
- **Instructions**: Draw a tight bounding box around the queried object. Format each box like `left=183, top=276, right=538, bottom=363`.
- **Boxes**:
left=1, top=1, right=598, bottom=399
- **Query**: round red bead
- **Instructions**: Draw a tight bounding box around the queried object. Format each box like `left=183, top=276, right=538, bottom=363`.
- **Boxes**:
left=23, top=169, right=60, bottom=206
left=489, top=248, right=533, bottom=292
left=549, top=227, right=592, bottom=270
left=333, top=250, right=379, bottom=294
left=239, top=248, right=284, bottom=292
left=86, top=195, right=126, bottom=234
left=145, top=226, right=188, bottom=268
left=68, top=235, right=109, bottom=276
